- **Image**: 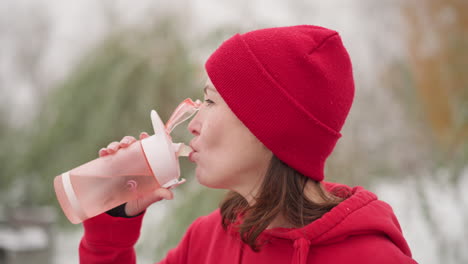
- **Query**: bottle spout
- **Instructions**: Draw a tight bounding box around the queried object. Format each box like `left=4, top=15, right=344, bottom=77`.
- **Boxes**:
left=173, top=143, right=193, bottom=157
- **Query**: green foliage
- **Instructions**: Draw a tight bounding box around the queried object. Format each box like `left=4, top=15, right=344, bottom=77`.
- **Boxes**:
left=0, top=107, right=13, bottom=191
left=3, top=18, right=201, bottom=212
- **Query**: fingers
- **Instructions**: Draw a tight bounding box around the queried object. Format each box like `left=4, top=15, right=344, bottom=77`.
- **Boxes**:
left=99, top=148, right=109, bottom=157
left=119, top=136, right=136, bottom=148
left=98, top=142, right=118, bottom=156
left=106, top=141, right=120, bottom=154
left=99, top=132, right=149, bottom=157
left=139, top=132, right=150, bottom=140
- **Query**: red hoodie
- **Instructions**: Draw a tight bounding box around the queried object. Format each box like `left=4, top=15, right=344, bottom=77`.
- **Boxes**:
left=79, top=182, right=418, bottom=264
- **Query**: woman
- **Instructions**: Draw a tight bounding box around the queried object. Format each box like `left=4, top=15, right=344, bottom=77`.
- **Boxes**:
left=80, top=25, right=418, bottom=264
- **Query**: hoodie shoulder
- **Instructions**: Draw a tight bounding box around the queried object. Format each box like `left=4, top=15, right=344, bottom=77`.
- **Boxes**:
left=265, top=183, right=416, bottom=263
left=317, top=185, right=413, bottom=255
left=311, top=232, right=418, bottom=264
left=319, top=184, right=415, bottom=261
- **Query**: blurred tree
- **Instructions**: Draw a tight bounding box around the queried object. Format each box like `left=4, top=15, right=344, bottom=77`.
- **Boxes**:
left=0, top=106, right=11, bottom=190
left=0, top=2, right=52, bottom=205
left=404, top=0, right=467, bottom=175
left=383, top=1, right=468, bottom=263
left=3, top=17, right=203, bottom=208
left=384, top=0, right=468, bottom=175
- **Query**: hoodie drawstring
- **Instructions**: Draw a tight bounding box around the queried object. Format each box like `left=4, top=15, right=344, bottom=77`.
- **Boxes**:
left=292, top=237, right=311, bottom=264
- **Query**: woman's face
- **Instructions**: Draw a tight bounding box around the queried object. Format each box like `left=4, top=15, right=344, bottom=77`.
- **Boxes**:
left=188, top=77, right=272, bottom=198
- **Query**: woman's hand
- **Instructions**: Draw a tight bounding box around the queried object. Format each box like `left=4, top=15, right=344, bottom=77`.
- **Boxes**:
left=99, top=132, right=174, bottom=216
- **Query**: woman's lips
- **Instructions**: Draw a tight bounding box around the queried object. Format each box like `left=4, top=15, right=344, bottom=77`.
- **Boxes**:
left=188, top=151, right=197, bottom=162
left=189, top=142, right=198, bottom=162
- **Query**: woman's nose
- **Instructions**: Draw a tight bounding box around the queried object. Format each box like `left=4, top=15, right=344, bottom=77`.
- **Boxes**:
left=188, top=112, right=201, bottom=136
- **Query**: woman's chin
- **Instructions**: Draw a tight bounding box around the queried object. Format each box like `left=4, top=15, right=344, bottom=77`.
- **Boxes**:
left=194, top=167, right=208, bottom=186
left=195, top=169, right=224, bottom=189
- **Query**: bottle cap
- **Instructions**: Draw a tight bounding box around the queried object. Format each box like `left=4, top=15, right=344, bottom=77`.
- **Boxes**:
left=141, top=98, right=199, bottom=188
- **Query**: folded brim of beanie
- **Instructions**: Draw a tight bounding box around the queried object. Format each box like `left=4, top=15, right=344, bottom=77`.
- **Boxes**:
left=205, top=33, right=342, bottom=182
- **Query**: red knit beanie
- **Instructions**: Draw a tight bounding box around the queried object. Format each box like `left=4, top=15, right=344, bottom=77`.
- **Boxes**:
left=205, top=25, right=355, bottom=181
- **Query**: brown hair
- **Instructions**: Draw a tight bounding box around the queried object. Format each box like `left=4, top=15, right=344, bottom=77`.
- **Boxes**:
left=220, top=155, right=346, bottom=251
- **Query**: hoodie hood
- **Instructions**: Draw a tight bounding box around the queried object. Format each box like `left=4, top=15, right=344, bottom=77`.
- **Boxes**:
left=259, top=182, right=413, bottom=264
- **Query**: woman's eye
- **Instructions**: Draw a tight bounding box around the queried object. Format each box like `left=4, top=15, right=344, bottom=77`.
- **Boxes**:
left=204, top=99, right=214, bottom=106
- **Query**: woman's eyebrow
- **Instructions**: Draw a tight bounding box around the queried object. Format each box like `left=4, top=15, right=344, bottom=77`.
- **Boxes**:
left=204, top=84, right=217, bottom=94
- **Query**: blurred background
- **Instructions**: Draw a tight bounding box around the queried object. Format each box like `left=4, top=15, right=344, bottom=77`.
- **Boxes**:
left=0, top=0, right=466, bottom=263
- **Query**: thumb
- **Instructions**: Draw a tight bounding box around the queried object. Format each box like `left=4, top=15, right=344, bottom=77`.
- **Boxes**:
left=141, top=188, right=174, bottom=207
left=153, top=188, right=174, bottom=201
left=125, top=188, right=174, bottom=217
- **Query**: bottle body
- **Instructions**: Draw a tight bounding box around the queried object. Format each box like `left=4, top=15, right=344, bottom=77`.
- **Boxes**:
left=53, top=98, right=199, bottom=224
left=54, top=140, right=160, bottom=224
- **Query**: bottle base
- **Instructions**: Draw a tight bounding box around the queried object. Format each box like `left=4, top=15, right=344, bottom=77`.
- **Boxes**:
left=54, top=174, right=86, bottom=224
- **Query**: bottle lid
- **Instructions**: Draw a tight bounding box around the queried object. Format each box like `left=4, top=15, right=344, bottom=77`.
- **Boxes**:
left=141, top=98, right=200, bottom=188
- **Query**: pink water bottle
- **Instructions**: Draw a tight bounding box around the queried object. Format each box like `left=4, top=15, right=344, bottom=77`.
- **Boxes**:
left=54, top=99, right=200, bottom=224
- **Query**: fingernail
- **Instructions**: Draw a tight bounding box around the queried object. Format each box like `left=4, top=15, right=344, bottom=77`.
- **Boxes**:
left=99, top=148, right=107, bottom=156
